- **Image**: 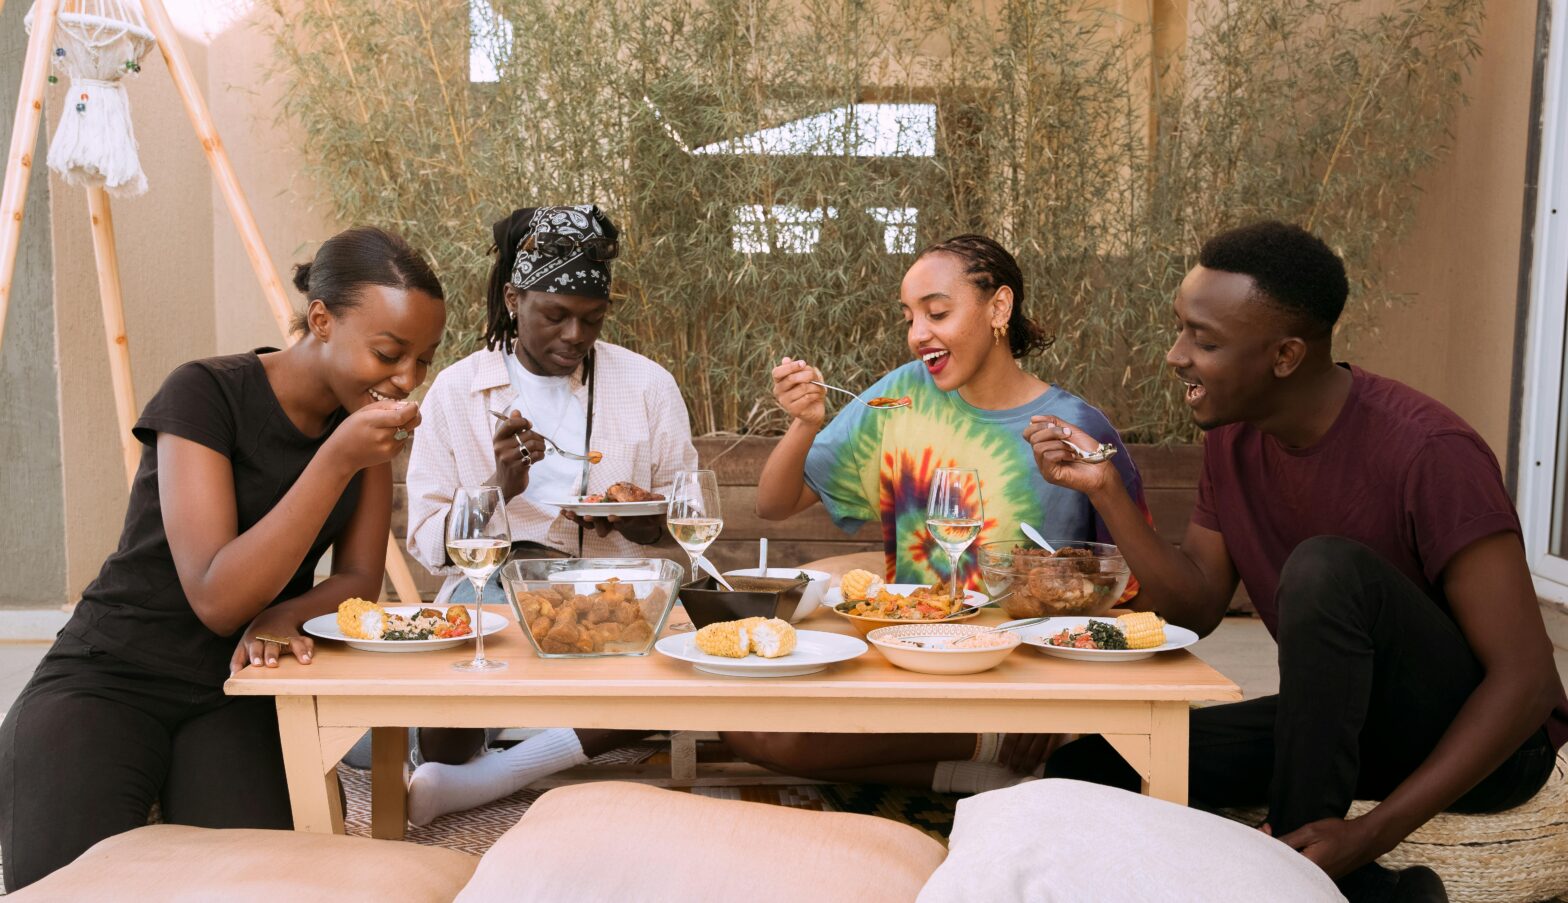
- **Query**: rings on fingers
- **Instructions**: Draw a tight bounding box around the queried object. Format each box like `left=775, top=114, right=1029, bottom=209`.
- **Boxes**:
left=393, top=428, right=410, bottom=441
left=515, top=434, right=532, bottom=465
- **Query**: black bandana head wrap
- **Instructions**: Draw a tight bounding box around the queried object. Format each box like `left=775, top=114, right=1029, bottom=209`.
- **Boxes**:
left=499, top=204, right=618, bottom=300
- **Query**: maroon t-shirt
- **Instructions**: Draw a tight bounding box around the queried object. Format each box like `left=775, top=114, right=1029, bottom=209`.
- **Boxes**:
left=1192, top=365, right=1568, bottom=750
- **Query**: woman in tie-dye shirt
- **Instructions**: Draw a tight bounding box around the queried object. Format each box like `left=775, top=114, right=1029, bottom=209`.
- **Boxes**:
left=759, top=234, right=1149, bottom=590
left=727, top=234, right=1150, bottom=792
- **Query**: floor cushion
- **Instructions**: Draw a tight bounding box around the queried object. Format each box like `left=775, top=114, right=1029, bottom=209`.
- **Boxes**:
left=917, top=779, right=1344, bottom=902
left=1226, top=748, right=1568, bottom=903
left=454, top=781, right=948, bottom=902
left=7, top=824, right=479, bottom=902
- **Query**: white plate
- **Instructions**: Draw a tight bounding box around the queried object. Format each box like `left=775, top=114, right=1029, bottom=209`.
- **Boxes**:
left=550, top=497, right=668, bottom=517
left=1003, top=616, right=1199, bottom=662
left=822, top=584, right=990, bottom=611
left=303, top=605, right=509, bottom=653
left=654, top=629, right=868, bottom=677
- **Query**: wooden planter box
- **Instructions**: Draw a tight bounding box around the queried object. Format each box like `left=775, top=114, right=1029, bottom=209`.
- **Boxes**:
left=391, top=437, right=1251, bottom=612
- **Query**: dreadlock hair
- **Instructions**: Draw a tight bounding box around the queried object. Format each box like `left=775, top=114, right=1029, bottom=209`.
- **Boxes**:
left=1198, top=221, right=1349, bottom=338
left=289, top=226, right=444, bottom=334
left=914, top=234, right=1053, bottom=358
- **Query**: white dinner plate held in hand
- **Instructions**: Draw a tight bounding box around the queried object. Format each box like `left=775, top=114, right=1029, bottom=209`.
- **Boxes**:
left=654, top=629, right=868, bottom=677
left=1004, top=616, right=1199, bottom=662
left=303, top=606, right=509, bottom=653
left=551, top=497, right=668, bottom=517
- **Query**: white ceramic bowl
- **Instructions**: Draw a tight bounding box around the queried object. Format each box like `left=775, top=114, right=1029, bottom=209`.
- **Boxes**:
left=723, top=567, right=830, bottom=623
left=866, top=624, right=1021, bottom=675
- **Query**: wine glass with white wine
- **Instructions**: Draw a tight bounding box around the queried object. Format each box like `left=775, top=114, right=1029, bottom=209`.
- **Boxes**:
left=926, top=467, right=984, bottom=605
left=445, top=485, right=510, bottom=672
left=667, top=470, right=723, bottom=589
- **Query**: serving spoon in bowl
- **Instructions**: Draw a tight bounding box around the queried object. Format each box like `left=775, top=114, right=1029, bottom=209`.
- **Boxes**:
left=809, top=380, right=911, bottom=410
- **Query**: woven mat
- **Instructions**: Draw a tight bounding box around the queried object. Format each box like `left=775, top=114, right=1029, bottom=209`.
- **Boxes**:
left=338, top=747, right=958, bottom=855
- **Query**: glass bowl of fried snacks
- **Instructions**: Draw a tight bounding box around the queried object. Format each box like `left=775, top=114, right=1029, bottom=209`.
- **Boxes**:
left=501, top=558, right=683, bottom=657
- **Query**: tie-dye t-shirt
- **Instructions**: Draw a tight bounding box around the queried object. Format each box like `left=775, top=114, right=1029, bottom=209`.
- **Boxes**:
left=803, top=361, right=1149, bottom=590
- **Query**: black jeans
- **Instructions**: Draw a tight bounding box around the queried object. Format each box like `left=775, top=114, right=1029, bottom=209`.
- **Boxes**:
left=0, top=632, right=293, bottom=891
left=1048, top=536, right=1557, bottom=834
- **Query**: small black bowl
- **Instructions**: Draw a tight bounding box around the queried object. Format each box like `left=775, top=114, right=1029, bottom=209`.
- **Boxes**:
left=678, top=575, right=806, bottom=629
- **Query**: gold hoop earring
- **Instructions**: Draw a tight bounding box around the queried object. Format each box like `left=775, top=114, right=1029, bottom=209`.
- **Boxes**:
left=993, top=325, right=1007, bottom=346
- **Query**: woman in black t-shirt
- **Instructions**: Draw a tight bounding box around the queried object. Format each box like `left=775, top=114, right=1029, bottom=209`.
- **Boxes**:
left=0, top=227, right=447, bottom=892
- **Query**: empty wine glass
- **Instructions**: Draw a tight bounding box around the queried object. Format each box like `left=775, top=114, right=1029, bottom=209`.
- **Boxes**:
left=667, top=470, right=723, bottom=587
left=926, top=467, right=984, bottom=603
left=445, top=485, right=510, bottom=672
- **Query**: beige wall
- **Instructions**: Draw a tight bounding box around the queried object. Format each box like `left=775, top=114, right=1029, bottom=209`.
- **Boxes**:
left=1357, top=1, right=1538, bottom=458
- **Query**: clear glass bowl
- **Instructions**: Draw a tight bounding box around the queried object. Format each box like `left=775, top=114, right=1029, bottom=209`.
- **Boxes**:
left=977, top=540, right=1130, bottom=618
left=500, top=558, right=683, bottom=658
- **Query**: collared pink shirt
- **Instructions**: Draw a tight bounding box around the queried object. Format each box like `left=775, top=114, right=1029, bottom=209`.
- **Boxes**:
left=405, top=342, right=699, bottom=598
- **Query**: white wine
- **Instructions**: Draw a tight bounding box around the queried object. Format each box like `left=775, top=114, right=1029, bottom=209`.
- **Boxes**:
left=668, top=517, right=723, bottom=551
left=447, top=537, right=508, bottom=573
left=926, top=517, right=983, bottom=549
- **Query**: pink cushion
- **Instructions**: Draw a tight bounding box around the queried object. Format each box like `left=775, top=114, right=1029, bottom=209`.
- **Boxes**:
left=8, top=824, right=478, bottom=902
left=455, top=781, right=948, bottom=902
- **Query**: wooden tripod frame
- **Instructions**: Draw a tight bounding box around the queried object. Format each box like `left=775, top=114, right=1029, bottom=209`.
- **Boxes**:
left=0, top=0, right=425, bottom=605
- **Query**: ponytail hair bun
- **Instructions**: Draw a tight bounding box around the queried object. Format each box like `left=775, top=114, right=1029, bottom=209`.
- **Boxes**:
left=291, top=261, right=312, bottom=295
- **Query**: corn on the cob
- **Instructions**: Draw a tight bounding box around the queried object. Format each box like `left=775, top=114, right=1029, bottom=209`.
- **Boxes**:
left=839, top=569, right=884, bottom=602
left=750, top=618, right=797, bottom=658
left=337, top=597, right=384, bottom=639
left=1117, top=611, right=1166, bottom=649
left=695, top=620, right=751, bottom=658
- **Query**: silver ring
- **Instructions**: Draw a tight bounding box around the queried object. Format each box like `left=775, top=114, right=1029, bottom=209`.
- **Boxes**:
left=515, top=435, right=532, bottom=465
left=393, top=428, right=409, bottom=441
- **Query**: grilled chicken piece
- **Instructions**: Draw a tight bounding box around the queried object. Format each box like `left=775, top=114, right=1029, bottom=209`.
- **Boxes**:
left=604, top=481, right=664, bottom=503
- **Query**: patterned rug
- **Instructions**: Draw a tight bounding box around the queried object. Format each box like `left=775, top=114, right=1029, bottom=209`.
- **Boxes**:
left=338, top=744, right=959, bottom=855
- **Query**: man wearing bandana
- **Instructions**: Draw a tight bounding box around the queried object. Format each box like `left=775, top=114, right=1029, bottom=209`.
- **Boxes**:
left=402, top=205, right=698, bottom=824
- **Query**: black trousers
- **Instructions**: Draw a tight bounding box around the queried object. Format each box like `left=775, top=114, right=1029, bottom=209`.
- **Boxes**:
left=1048, top=536, right=1557, bottom=834
left=0, top=632, right=292, bottom=891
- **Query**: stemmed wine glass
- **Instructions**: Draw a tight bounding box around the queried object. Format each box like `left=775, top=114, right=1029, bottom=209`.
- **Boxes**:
left=667, top=470, right=723, bottom=588
left=445, top=485, right=510, bottom=672
left=926, top=467, right=984, bottom=604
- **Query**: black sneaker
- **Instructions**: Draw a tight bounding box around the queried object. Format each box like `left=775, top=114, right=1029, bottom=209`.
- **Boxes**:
left=1336, top=863, right=1448, bottom=903
left=1389, top=866, right=1447, bottom=903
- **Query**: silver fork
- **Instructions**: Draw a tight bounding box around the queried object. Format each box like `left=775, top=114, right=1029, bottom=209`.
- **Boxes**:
left=489, top=410, right=599, bottom=462
left=903, top=617, right=1051, bottom=649
left=809, top=380, right=910, bottom=410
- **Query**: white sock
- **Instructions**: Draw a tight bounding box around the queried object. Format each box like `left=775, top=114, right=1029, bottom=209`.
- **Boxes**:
left=407, top=728, right=588, bottom=826
left=932, top=760, right=1027, bottom=794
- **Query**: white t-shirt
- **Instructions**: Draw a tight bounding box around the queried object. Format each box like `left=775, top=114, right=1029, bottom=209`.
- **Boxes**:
left=503, top=352, right=590, bottom=511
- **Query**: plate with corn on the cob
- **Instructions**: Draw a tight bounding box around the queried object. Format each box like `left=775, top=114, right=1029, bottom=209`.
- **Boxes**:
left=1001, top=612, right=1198, bottom=661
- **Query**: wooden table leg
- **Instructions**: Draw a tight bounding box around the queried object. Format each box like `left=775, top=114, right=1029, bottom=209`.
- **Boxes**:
left=371, top=727, right=409, bottom=840
left=275, top=696, right=339, bottom=833
left=1145, top=701, right=1190, bottom=804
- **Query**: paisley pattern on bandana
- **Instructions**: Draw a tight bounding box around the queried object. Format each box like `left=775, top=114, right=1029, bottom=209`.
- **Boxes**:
left=509, top=204, right=615, bottom=299
left=803, top=361, right=1152, bottom=594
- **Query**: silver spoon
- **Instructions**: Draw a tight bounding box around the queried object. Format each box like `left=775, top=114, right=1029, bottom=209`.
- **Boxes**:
left=903, top=617, right=1052, bottom=649
left=489, top=410, right=602, bottom=463
left=809, top=381, right=910, bottom=410
left=692, top=553, right=736, bottom=591
left=1063, top=437, right=1118, bottom=464
left=1019, top=522, right=1058, bottom=554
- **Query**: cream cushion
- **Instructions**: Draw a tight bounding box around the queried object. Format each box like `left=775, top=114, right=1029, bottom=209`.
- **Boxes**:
left=455, top=781, right=948, bottom=902
left=916, top=780, right=1345, bottom=903
left=7, top=823, right=479, bottom=902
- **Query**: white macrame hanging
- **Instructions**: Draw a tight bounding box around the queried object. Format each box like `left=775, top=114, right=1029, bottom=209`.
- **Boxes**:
left=24, top=1, right=156, bottom=197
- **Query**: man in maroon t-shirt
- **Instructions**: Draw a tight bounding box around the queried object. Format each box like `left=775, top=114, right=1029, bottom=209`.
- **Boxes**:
left=1029, top=222, right=1566, bottom=903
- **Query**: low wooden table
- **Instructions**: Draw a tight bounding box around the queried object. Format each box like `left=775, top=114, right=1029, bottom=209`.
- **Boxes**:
left=226, top=607, right=1240, bottom=838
